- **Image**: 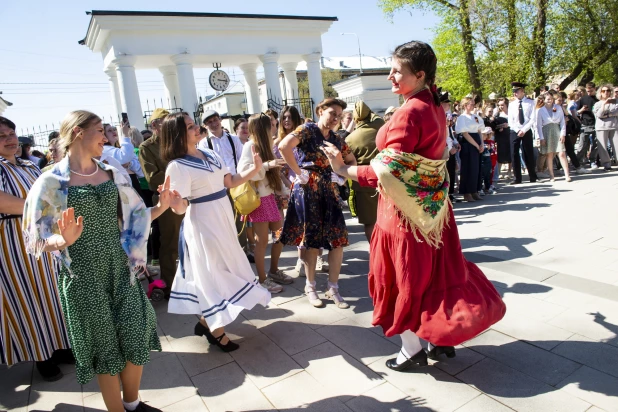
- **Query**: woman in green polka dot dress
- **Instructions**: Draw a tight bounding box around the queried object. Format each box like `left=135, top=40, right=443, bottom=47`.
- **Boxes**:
left=23, top=111, right=180, bottom=412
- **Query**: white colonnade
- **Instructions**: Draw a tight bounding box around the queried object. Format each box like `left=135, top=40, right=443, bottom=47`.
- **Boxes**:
left=105, top=51, right=324, bottom=126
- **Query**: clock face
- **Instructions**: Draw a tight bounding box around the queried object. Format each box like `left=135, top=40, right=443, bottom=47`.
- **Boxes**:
left=209, top=70, right=230, bottom=91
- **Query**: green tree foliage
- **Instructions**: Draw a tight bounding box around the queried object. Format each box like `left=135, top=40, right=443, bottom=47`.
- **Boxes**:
left=379, top=0, right=618, bottom=99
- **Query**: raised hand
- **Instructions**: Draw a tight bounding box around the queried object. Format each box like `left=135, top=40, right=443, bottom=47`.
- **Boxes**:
left=157, top=175, right=173, bottom=210
left=320, top=141, right=344, bottom=171
left=57, top=208, right=84, bottom=247
left=251, top=145, right=263, bottom=170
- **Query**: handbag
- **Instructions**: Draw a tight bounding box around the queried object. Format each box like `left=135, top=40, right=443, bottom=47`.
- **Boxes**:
left=230, top=181, right=261, bottom=216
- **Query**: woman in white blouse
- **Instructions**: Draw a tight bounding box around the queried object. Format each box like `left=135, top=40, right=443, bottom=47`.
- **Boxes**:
left=536, top=92, right=570, bottom=182
left=455, top=97, right=485, bottom=202
left=102, top=123, right=146, bottom=192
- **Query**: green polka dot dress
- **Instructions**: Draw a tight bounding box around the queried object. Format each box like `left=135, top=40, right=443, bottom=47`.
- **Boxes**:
left=59, top=180, right=161, bottom=384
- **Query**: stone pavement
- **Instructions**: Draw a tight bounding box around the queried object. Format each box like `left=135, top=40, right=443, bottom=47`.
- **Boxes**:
left=2, top=170, right=618, bottom=412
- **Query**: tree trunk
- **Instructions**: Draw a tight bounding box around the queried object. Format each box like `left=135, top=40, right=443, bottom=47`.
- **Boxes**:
left=579, top=69, right=595, bottom=86
left=560, top=44, right=615, bottom=89
left=532, top=0, right=548, bottom=89
left=506, top=0, right=517, bottom=44
left=459, top=0, right=483, bottom=98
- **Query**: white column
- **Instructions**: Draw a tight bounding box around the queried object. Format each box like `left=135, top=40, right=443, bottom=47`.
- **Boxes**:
left=159, top=65, right=181, bottom=108
left=280, top=62, right=299, bottom=101
left=304, top=52, right=324, bottom=119
left=171, top=54, right=198, bottom=115
left=260, top=52, right=282, bottom=105
left=239, top=63, right=261, bottom=114
left=104, top=67, right=122, bottom=120
left=113, top=56, right=143, bottom=129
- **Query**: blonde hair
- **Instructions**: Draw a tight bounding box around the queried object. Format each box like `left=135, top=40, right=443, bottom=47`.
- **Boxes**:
left=460, top=97, right=474, bottom=109
left=59, top=110, right=101, bottom=152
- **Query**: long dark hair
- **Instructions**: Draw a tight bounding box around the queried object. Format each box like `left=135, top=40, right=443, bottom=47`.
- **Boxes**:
left=248, top=113, right=282, bottom=192
left=278, top=106, right=302, bottom=139
left=160, top=112, right=191, bottom=163
left=393, top=41, right=440, bottom=106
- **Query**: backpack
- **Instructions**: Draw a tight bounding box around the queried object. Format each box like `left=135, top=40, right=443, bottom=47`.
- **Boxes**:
left=565, top=114, right=581, bottom=137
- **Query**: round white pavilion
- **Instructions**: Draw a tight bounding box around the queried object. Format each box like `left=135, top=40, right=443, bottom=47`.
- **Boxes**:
left=79, top=10, right=337, bottom=127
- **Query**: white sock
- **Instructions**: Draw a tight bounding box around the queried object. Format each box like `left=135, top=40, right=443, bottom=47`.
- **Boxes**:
left=306, top=280, right=316, bottom=287
left=122, top=399, right=140, bottom=411
left=327, top=281, right=338, bottom=290
left=396, top=330, right=422, bottom=364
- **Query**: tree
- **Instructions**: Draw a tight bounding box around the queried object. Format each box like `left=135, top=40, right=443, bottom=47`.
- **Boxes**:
left=380, top=0, right=483, bottom=98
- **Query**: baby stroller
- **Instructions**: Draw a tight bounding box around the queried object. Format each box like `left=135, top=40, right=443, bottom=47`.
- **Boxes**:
left=140, top=267, right=167, bottom=302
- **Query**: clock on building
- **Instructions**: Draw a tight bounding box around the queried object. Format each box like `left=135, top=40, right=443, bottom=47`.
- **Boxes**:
left=209, top=69, right=230, bottom=91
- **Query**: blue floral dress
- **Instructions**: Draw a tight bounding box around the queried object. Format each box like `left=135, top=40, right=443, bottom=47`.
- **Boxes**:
left=280, top=123, right=350, bottom=250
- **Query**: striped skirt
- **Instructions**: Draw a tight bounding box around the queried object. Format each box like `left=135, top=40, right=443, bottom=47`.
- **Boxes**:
left=0, top=217, right=70, bottom=365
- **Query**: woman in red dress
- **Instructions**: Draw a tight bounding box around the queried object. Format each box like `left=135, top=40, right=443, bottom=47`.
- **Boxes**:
left=322, top=41, right=505, bottom=371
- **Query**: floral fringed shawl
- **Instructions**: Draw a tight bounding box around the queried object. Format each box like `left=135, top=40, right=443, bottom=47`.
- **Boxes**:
left=22, top=157, right=151, bottom=284
left=370, top=148, right=450, bottom=248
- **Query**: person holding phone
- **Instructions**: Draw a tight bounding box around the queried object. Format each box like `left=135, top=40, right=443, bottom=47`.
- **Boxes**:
left=576, top=82, right=599, bottom=168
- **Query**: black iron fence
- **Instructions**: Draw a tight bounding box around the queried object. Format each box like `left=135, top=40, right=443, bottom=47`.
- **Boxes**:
left=143, top=97, right=183, bottom=130
left=266, top=89, right=314, bottom=120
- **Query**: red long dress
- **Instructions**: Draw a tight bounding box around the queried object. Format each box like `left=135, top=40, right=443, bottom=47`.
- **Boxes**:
left=357, top=90, right=506, bottom=346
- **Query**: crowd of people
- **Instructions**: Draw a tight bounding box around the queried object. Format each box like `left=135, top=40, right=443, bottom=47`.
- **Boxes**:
left=443, top=82, right=617, bottom=202
left=8, top=38, right=617, bottom=412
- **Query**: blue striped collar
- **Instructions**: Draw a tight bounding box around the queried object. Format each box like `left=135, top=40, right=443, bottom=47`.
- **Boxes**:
left=176, top=149, right=222, bottom=173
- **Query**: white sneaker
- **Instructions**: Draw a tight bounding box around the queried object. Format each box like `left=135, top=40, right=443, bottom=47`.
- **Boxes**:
left=316, top=256, right=329, bottom=272
left=590, top=164, right=599, bottom=170
left=295, top=259, right=305, bottom=277
left=479, top=190, right=486, bottom=196
left=261, top=278, right=283, bottom=294
left=576, top=167, right=591, bottom=174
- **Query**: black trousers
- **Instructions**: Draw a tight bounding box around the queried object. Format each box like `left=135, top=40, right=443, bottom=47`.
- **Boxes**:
left=510, top=130, right=537, bottom=182
left=447, top=152, right=457, bottom=195
left=459, top=135, right=482, bottom=194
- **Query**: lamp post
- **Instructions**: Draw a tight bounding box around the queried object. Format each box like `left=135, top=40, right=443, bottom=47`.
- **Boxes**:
left=341, top=33, right=363, bottom=74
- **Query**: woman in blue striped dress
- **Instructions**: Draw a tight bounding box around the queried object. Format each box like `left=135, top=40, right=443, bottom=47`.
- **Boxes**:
left=0, top=117, right=73, bottom=381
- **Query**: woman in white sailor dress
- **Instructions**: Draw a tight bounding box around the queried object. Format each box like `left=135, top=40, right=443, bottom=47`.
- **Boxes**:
left=161, top=113, right=270, bottom=352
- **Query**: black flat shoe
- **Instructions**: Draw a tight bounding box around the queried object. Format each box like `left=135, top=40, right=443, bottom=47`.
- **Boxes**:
left=130, top=401, right=163, bottom=411
left=194, top=322, right=217, bottom=345
left=51, top=349, right=75, bottom=365
left=212, top=333, right=239, bottom=353
left=385, top=349, right=428, bottom=372
left=35, top=359, right=63, bottom=382
left=426, top=345, right=456, bottom=360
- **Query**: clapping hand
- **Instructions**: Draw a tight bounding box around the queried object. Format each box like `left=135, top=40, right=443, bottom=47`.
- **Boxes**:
left=157, top=175, right=181, bottom=210
left=57, top=208, right=84, bottom=247
left=268, top=158, right=287, bottom=169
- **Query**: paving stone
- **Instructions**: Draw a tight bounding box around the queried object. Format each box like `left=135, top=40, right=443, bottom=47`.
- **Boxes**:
left=345, top=382, right=431, bottom=412
left=241, top=304, right=295, bottom=328
left=281, top=296, right=349, bottom=329
left=259, top=319, right=327, bottom=356
left=139, top=353, right=198, bottom=409
left=261, top=371, right=352, bottom=412
left=221, top=315, right=263, bottom=343
left=551, top=334, right=618, bottom=379
left=192, top=362, right=274, bottom=412
left=548, top=305, right=618, bottom=347
left=0, top=362, right=31, bottom=410
left=229, top=333, right=303, bottom=389
left=293, top=342, right=383, bottom=401
left=27, top=369, right=83, bottom=411
left=456, top=358, right=590, bottom=412
left=556, top=366, right=618, bottom=412
left=454, top=394, right=513, bottom=412
left=431, top=345, right=485, bottom=377
left=83, top=393, right=106, bottom=412
left=161, top=394, right=210, bottom=412
left=464, top=330, right=581, bottom=385
left=369, top=357, right=480, bottom=411
left=490, top=311, right=574, bottom=351
left=500, top=292, right=567, bottom=322
left=167, top=335, right=234, bottom=378
left=315, top=317, right=399, bottom=365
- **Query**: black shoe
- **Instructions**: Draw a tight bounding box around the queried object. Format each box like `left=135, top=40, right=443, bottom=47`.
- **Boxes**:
left=211, top=333, right=240, bottom=353
left=385, top=349, right=428, bottom=372
left=35, top=359, right=63, bottom=382
left=51, top=349, right=75, bottom=365
left=130, top=401, right=163, bottom=411
left=194, top=322, right=217, bottom=345
left=426, top=345, right=456, bottom=360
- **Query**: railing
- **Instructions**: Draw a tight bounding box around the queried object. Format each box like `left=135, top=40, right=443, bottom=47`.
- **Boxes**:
left=266, top=89, right=314, bottom=120
left=143, top=97, right=183, bottom=130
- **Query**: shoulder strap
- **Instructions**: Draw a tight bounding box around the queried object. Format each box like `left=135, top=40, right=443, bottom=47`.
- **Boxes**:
left=226, top=133, right=238, bottom=169
left=207, top=137, right=213, bottom=150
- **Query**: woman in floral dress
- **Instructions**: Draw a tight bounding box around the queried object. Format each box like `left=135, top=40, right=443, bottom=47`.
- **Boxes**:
left=279, top=98, right=357, bottom=309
